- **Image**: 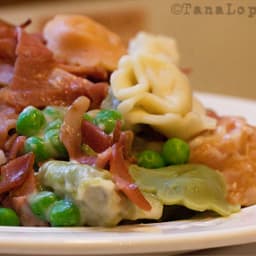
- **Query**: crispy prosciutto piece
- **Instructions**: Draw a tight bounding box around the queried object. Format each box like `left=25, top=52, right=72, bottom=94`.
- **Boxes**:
left=0, top=20, right=17, bottom=64
left=0, top=151, right=44, bottom=226
left=60, top=96, right=90, bottom=159
left=6, top=165, right=46, bottom=226
left=4, top=133, right=17, bottom=152
left=0, top=28, right=108, bottom=111
left=81, top=120, right=112, bottom=153
left=11, top=196, right=48, bottom=226
left=112, top=120, right=122, bottom=144
left=95, top=147, right=112, bottom=169
left=0, top=152, right=34, bottom=194
left=10, top=27, right=55, bottom=91
left=48, top=69, right=108, bottom=110
left=110, top=142, right=151, bottom=211
left=2, top=153, right=37, bottom=202
left=58, top=63, right=108, bottom=82
left=7, top=135, right=26, bottom=160
left=0, top=104, right=17, bottom=149
left=10, top=163, right=37, bottom=197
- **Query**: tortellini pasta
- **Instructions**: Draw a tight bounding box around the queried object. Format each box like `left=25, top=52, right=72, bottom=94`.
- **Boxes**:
left=44, top=15, right=126, bottom=71
left=110, top=32, right=216, bottom=139
left=129, top=164, right=240, bottom=216
left=128, top=32, right=180, bottom=65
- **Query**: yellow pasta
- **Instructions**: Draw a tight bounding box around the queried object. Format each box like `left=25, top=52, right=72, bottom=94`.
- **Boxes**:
left=128, top=32, right=180, bottom=65
left=43, top=15, right=126, bottom=71
left=110, top=32, right=216, bottom=139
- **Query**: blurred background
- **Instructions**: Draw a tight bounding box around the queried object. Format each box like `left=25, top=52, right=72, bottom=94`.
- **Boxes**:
left=0, top=0, right=255, bottom=99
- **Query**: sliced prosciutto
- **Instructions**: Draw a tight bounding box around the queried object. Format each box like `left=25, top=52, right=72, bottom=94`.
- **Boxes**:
left=81, top=120, right=112, bottom=153
left=0, top=20, right=16, bottom=64
left=6, top=135, right=26, bottom=160
left=0, top=27, right=108, bottom=111
left=48, top=69, right=108, bottom=109
left=0, top=104, right=17, bottom=149
left=11, top=196, right=48, bottom=226
left=60, top=96, right=90, bottom=160
left=10, top=27, right=55, bottom=90
left=0, top=152, right=34, bottom=194
left=110, top=142, right=151, bottom=211
left=58, top=63, right=108, bottom=82
left=0, top=151, right=45, bottom=226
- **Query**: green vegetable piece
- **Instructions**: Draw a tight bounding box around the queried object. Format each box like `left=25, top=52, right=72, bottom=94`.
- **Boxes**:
left=38, top=161, right=123, bottom=227
left=137, top=150, right=165, bottom=169
left=0, top=208, right=20, bottom=226
left=94, top=109, right=122, bottom=134
left=29, top=191, right=59, bottom=220
left=16, top=106, right=46, bottom=136
left=44, top=129, right=67, bottom=158
left=129, top=164, right=240, bottom=216
left=42, top=106, right=66, bottom=121
left=83, top=113, right=94, bottom=123
left=44, top=119, right=62, bottom=132
left=24, top=137, right=49, bottom=163
left=49, top=200, right=80, bottom=227
left=162, top=138, right=190, bottom=165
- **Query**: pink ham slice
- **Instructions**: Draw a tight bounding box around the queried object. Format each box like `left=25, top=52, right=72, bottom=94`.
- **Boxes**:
left=0, top=152, right=34, bottom=194
left=81, top=120, right=112, bottom=153
left=0, top=151, right=46, bottom=226
left=0, top=105, right=17, bottom=149
left=0, top=27, right=108, bottom=111
left=12, top=196, right=48, bottom=226
left=0, top=20, right=16, bottom=64
left=60, top=96, right=90, bottom=160
left=110, top=142, right=151, bottom=211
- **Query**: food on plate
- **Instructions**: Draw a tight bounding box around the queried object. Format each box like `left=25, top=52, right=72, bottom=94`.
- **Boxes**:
left=110, top=32, right=216, bottom=139
left=44, top=15, right=126, bottom=78
left=0, top=15, right=254, bottom=227
left=190, top=116, right=256, bottom=206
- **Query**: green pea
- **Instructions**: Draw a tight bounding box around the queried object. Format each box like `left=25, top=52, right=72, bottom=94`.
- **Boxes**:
left=162, top=138, right=190, bottom=165
left=0, top=208, right=20, bottom=226
left=16, top=106, right=46, bottom=136
left=44, top=129, right=67, bottom=158
left=44, top=119, right=62, bottom=132
left=94, top=109, right=122, bottom=134
left=49, top=200, right=80, bottom=227
left=29, top=191, right=59, bottom=221
left=42, top=106, right=65, bottom=121
left=83, top=113, right=94, bottom=123
left=137, top=150, right=165, bottom=169
left=24, top=137, right=49, bottom=163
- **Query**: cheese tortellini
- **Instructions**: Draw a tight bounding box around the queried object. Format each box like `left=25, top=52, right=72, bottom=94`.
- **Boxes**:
left=110, top=32, right=216, bottom=139
left=44, top=15, right=126, bottom=71
left=128, top=32, right=180, bottom=65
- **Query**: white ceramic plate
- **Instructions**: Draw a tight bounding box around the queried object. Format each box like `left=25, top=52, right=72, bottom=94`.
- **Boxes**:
left=0, top=92, right=256, bottom=256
